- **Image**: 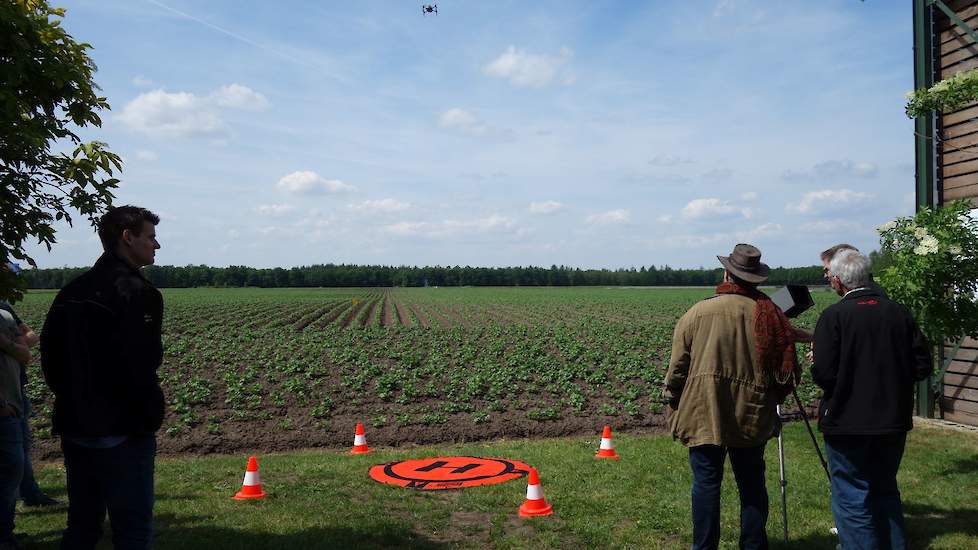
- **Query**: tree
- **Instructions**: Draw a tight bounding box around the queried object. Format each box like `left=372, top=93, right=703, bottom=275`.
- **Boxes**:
left=1, top=0, right=122, bottom=302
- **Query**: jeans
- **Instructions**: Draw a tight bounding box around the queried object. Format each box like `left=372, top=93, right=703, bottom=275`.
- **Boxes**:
left=689, top=444, right=769, bottom=550
left=18, top=394, right=43, bottom=502
left=0, top=417, right=24, bottom=544
left=61, top=435, right=156, bottom=550
left=824, top=433, right=907, bottom=550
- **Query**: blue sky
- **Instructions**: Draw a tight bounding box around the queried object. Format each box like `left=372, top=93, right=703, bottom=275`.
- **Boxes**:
left=28, top=0, right=915, bottom=269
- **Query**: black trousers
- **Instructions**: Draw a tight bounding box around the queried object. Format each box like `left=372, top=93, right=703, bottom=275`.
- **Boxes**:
left=60, top=435, right=156, bottom=550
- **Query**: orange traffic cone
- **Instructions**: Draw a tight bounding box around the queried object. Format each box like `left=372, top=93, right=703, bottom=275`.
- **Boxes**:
left=518, top=467, right=554, bottom=517
left=233, top=456, right=267, bottom=500
left=350, top=422, right=370, bottom=454
left=595, top=425, right=620, bottom=460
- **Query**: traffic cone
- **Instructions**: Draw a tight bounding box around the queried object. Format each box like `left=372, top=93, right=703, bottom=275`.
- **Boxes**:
left=595, top=425, right=620, bottom=460
left=518, top=467, right=553, bottom=517
left=233, top=456, right=267, bottom=500
left=350, top=422, right=370, bottom=454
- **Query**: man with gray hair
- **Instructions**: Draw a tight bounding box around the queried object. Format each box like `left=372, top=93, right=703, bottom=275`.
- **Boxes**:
left=813, top=249, right=932, bottom=550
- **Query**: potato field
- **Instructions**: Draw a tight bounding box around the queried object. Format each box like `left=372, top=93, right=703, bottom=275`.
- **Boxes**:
left=14, top=287, right=834, bottom=458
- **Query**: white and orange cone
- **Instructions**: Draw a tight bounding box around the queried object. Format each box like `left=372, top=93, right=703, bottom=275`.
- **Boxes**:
left=518, top=467, right=554, bottom=517
left=233, top=456, right=267, bottom=500
left=595, top=425, right=620, bottom=460
left=350, top=422, right=371, bottom=454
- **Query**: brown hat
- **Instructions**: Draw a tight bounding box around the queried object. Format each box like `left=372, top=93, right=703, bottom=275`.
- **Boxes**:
left=717, top=243, right=770, bottom=284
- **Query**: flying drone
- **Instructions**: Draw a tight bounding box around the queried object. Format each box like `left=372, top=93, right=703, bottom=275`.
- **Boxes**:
left=422, top=4, right=437, bottom=16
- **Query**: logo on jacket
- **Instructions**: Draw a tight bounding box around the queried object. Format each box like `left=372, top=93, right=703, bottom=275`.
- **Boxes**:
left=856, top=300, right=878, bottom=306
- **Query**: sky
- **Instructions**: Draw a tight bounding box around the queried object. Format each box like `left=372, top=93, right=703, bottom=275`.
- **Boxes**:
left=26, top=0, right=916, bottom=270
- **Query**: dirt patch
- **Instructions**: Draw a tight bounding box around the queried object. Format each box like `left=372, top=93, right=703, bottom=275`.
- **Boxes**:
left=340, top=299, right=370, bottom=328
left=394, top=301, right=413, bottom=327
left=359, top=298, right=380, bottom=328
left=295, top=301, right=339, bottom=331
left=313, top=301, right=351, bottom=329
left=422, top=306, right=451, bottom=328
left=408, top=304, right=431, bottom=328
left=381, top=296, right=394, bottom=327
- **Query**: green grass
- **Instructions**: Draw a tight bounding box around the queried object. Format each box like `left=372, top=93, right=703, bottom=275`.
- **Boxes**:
left=16, top=422, right=978, bottom=549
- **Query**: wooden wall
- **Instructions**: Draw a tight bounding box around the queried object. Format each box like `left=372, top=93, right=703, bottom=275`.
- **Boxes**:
left=935, top=0, right=978, bottom=425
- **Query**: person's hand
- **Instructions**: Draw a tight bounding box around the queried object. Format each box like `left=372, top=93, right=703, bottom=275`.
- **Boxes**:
left=791, top=326, right=814, bottom=344
left=806, top=348, right=814, bottom=363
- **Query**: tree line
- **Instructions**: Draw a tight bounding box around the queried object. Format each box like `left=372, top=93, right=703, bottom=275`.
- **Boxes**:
left=24, top=263, right=828, bottom=289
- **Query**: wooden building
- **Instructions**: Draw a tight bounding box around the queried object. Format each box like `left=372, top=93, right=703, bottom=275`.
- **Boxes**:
left=915, top=0, right=978, bottom=425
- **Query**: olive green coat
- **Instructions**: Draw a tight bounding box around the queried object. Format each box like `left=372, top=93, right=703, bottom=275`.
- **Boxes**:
left=663, top=293, right=790, bottom=448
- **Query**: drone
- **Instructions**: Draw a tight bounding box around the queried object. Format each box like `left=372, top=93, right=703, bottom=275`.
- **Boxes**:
left=422, top=4, right=437, bottom=15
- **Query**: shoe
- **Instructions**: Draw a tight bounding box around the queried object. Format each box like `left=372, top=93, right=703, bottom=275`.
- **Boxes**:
left=22, top=494, right=60, bottom=507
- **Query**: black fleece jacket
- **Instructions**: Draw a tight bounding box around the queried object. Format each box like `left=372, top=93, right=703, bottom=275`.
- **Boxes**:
left=812, top=288, right=932, bottom=435
left=41, top=253, right=165, bottom=437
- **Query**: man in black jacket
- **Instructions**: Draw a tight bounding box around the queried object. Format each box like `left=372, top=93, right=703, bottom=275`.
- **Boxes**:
left=41, top=206, right=163, bottom=550
left=813, top=249, right=932, bottom=550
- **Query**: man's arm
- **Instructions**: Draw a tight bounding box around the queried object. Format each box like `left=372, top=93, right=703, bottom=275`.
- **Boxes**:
left=0, top=332, right=31, bottom=365
left=811, top=312, right=839, bottom=393
left=910, top=321, right=932, bottom=382
left=663, top=314, right=692, bottom=408
left=19, top=324, right=38, bottom=348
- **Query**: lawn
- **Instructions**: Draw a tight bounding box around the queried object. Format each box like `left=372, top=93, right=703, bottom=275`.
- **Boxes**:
left=16, top=422, right=978, bottom=549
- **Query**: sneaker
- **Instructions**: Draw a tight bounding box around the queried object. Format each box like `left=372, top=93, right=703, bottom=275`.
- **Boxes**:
left=22, top=494, right=61, bottom=507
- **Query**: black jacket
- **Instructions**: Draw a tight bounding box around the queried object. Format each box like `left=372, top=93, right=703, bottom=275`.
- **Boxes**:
left=812, top=288, right=931, bottom=435
left=41, top=253, right=165, bottom=437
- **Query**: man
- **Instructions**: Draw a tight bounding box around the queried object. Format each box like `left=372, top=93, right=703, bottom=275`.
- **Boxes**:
left=820, top=243, right=886, bottom=297
left=0, top=304, right=29, bottom=550
left=813, top=249, right=932, bottom=550
left=0, top=264, right=59, bottom=509
left=665, top=243, right=800, bottom=550
left=41, top=206, right=164, bottom=550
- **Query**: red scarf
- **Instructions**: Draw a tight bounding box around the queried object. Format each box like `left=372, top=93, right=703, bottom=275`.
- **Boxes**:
left=716, top=281, right=798, bottom=385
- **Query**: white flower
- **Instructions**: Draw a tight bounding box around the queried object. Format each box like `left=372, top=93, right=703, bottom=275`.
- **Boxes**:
left=931, top=80, right=951, bottom=93
left=914, top=245, right=930, bottom=256
left=877, top=221, right=897, bottom=233
left=960, top=214, right=972, bottom=226
left=950, top=245, right=963, bottom=255
left=905, top=91, right=917, bottom=100
left=914, top=227, right=930, bottom=239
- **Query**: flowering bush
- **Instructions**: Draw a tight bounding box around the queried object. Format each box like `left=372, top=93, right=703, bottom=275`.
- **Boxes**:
left=905, top=68, right=978, bottom=118
left=876, top=200, right=978, bottom=347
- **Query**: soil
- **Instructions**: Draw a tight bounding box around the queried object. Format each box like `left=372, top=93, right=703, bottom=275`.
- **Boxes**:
left=408, top=304, right=431, bottom=328
left=394, top=301, right=413, bottom=327
left=422, top=306, right=451, bottom=328
left=381, top=296, right=394, bottom=327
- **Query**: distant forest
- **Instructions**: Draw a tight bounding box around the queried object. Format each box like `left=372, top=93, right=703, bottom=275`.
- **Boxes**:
left=24, top=263, right=829, bottom=289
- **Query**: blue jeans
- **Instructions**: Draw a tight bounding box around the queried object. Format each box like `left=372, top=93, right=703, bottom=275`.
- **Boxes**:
left=0, top=417, right=24, bottom=544
left=18, top=394, right=43, bottom=502
left=61, top=435, right=156, bottom=550
left=689, top=444, right=769, bottom=550
left=824, top=433, right=907, bottom=550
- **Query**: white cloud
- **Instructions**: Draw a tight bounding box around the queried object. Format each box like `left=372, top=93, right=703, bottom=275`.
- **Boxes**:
left=713, top=0, right=737, bottom=18
left=586, top=209, right=630, bottom=225
left=649, top=155, right=694, bottom=167
left=256, top=203, right=295, bottom=217
left=210, top=84, right=268, bottom=111
left=740, top=191, right=758, bottom=201
left=277, top=171, right=356, bottom=194
left=132, top=75, right=154, bottom=88
left=786, top=189, right=872, bottom=214
left=382, top=215, right=517, bottom=237
left=118, top=90, right=224, bottom=138
left=118, top=84, right=269, bottom=138
left=737, top=222, right=782, bottom=240
left=349, top=198, right=410, bottom=212
left=134, top=150, right=158, bottom=161
left=681, top=198, right=750, bottom=220
left=438, top=108, right=489, bottom=136
left=483, top=46, right=574, bottom=88
left=703, top=168, right=733, bottom=182
left=529, top=201, right=564, bottom=214
left=782, top=160, right=879, bottom=182
left=797, top=219, right=862, bottom=234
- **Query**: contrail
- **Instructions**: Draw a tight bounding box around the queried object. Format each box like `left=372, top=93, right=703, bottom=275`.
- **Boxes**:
left=143, top=0, right=347, bottom=83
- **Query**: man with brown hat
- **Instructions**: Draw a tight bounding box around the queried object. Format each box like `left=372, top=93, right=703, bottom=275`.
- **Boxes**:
left=664, top=243, right=801, bottom=550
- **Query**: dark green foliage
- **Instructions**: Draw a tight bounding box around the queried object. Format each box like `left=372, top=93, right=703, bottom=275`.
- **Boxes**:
left=0, top=0, right=121, bottom=302
left=25, top=263, right=827, bottom=289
